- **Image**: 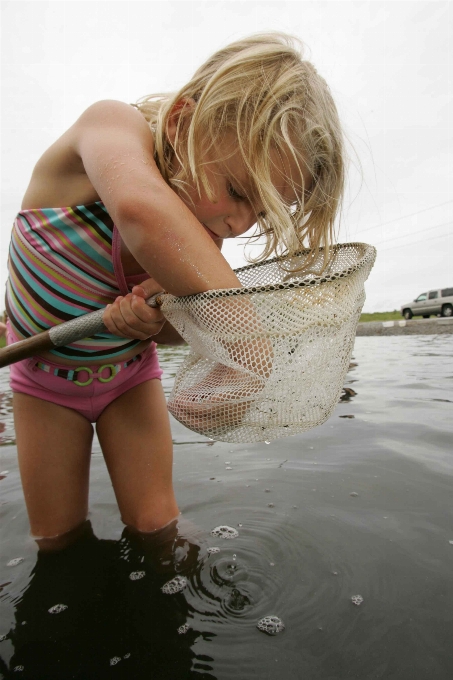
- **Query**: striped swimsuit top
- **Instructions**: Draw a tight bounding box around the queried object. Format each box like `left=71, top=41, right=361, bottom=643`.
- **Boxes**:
left=6, top=201, right=150, bottom=360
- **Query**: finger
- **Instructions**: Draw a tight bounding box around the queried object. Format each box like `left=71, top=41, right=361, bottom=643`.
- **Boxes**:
left=102, top=298, right=132, bottom=338
left=110, top=295, right=163, bottom=339
left=132, top=278, right=165, bottom=300
left=119, top=296, right=165, bottom=335
left=129, top=295, right=165, bottom=325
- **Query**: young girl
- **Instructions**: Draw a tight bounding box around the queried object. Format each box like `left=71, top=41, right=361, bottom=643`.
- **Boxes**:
left=5, top=33, right=344, bottom=542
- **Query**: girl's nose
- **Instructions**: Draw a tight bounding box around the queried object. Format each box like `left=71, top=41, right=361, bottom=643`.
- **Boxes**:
left=225, top=205, right=256, bottom=237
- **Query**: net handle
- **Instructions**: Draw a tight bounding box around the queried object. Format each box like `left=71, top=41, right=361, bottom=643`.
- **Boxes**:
left=0, top=294, right=164, bottom=369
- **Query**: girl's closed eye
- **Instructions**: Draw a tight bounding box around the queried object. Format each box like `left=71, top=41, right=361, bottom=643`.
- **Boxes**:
left=227, top=183, right=244, bottom=200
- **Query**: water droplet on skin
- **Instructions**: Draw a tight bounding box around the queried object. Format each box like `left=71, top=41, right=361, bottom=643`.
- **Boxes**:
left=351, top=594, right=363, bottom=606
left=257, top=616, right=285, bottom=635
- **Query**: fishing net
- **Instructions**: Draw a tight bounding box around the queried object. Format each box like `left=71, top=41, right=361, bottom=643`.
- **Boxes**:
left=157, top=242, right=375, bottom=443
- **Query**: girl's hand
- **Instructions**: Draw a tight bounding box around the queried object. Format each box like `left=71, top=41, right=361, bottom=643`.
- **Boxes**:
left=103, top=280, right=165, bottom=339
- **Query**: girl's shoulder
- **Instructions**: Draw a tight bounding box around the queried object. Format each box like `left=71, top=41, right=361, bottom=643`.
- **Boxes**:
left=21, top=101, right=154, bottom=211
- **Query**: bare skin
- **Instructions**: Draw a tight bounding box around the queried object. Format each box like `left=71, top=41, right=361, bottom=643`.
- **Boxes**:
left=12, top=100, right=256, bottom=539
left=12, top=99, right=305, bottom=540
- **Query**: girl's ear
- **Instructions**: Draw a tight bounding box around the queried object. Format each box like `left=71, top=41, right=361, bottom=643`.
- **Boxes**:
left=166, top=97, right=196, bottom=147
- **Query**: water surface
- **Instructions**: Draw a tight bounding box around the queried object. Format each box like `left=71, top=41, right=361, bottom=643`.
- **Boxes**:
left=0, top=336, right=452, bottom=679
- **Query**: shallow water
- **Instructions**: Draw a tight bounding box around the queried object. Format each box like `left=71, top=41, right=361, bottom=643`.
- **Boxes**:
left=0, top=336, right=452, bottom=680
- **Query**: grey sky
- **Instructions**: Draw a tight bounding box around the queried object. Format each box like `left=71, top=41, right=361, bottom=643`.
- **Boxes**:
left=1, top=0, right=451, bottom=312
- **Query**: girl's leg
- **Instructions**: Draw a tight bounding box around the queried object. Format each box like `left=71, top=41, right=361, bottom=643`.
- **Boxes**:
left=95, top=379, right=179, bottom=533
left=13, top=393, right=94, bottom=538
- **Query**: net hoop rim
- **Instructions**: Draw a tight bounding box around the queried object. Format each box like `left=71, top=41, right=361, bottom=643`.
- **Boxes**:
left=162, top=242, right=376, bottom=304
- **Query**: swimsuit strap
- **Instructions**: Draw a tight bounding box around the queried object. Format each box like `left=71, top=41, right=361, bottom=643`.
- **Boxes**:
left=112, top=226, right=149, bottom=294
left=112, top=226, right=130, bottom=296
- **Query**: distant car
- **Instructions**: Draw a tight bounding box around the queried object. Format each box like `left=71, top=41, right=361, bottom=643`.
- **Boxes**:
left=401, top=288, right=453, bottom=319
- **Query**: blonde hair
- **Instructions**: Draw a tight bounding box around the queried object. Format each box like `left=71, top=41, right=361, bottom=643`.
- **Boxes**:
left=134, top=33, right=345, bottom=269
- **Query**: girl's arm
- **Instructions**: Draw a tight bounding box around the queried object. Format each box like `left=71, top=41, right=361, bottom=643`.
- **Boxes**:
left=72, top=100, right=241, bottom=297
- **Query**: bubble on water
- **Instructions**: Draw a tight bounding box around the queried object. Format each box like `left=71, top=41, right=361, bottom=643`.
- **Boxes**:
left=238, top=523, right=242, bottom=527
left=161, top=575, right=187, bottom=594
left=264, top=441, right=270, bottom=445
left=211, top=525, right=239, bottom=539
left=0, top=635, right=7, bottom=641
left=178, top=623, right=190, bottom=634
left=225, top=461, right=231, bottom=464
left=449, top=540, right=453, bottom=545
left=123, top=653, right=131, bottom=659
left=207, top=547, right=220, bottom=555
left=110, top=656, right=121, bottom=666
left=264, top=488, right=271, bottom=492
left=7, top=558, right=24, bottom=567
left=13, top=666, right=24, bottom=672
left=267, top=503, right=275, bottom=508
left=351, top=594, right=363, bottom=606
left=129, top=571, right=145, bottom=581
left=225, top=467, right=233, bottom=470
left=349, top=492, right=359, bottom=497
left=257, top=616, right=285, bottom=636
left=48, top=604, right=68, bottom=614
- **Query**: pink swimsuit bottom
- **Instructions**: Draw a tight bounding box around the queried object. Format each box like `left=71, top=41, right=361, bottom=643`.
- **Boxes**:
left=7, top=324, right=163, bottom=422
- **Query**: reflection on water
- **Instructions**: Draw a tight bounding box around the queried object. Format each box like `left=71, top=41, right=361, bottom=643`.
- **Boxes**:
left=1, top=335, right=452, bottom=679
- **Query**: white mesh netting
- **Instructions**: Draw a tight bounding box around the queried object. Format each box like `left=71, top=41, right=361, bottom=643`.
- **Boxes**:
left=158, top=243, right=376, bottom=443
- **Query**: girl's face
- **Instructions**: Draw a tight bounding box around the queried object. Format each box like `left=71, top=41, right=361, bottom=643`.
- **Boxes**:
left=176, top=142, right=308, bottom=246
left=178, top=148, right=258, bottom=245
left=167, top=105, right=309, bottom=245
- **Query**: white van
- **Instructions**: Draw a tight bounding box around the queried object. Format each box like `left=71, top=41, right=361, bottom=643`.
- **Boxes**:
left=401, top=288, right=453, bottom=319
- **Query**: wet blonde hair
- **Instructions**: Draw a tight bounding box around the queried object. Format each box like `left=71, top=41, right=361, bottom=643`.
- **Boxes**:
left=134, top=33, right=344, bottom=268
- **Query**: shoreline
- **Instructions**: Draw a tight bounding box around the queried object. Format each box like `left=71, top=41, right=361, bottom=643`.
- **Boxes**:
left=356, top=317, right=453, bottom=336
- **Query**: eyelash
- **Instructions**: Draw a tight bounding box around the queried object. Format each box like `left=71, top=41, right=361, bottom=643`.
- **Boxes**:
left=227, top=183, right=244, bottom=200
